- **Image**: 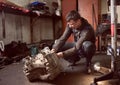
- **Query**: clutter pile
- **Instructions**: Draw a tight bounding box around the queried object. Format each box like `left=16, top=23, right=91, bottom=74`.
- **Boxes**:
left=28, top=1, right=50, bottom=16
left=0, top=41, right=29, bottom=68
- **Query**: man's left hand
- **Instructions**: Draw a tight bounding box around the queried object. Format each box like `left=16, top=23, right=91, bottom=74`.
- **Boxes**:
left=56, top=52, right=63, bottom=58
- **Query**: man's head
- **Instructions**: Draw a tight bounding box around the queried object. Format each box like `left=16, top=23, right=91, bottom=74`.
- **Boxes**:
left=66, top=10, right=82, bottom=29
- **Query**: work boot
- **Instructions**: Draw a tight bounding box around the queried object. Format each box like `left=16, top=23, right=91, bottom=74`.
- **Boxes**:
left=86, top=63, right=92, bottom=74
left=86, top=66, right=92, bottom=74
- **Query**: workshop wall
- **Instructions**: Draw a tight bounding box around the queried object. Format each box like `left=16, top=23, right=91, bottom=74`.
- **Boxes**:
left=7, top=0, right=29, bottom=7
left=117, top=6, right=120, bottom=23
left=0, top=13, right=54, bottom=44
left=109, top=6, right=120, bottom=23
left=0, top=14, right=2, bottom=40
left=32, top=18, right=53, bottom=43
left=61, top=0, right=76, bottom=42
left=78, top=0, right=99, bottom=30
left=0, top=13, right=31, bottom=44
left=101, top=0, right=108, bottom=14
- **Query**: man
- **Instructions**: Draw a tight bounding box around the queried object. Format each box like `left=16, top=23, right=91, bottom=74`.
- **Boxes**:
left=51, top=10, right=96, bottom=73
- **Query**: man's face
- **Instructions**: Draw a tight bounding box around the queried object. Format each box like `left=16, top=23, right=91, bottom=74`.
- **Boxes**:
left=67, top=19, right=81, bottom=29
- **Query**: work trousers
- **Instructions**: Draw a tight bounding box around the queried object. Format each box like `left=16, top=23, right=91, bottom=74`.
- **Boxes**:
left=60, top=41, right=96, bottom=67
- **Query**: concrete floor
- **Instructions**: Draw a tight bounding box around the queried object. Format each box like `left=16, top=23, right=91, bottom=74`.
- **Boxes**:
left=0, top=53, right=120, bottom=85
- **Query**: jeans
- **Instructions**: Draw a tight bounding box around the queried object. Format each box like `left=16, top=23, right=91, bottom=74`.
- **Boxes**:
left=59, top=41, right=96, bottom=67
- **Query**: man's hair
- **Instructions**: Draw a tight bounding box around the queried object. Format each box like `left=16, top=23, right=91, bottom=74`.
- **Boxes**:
left=66, top=10, right=81, bottom=22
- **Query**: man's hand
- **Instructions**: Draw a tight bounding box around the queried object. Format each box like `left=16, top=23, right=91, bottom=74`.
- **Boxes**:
left=51, top=49, right=56, bottom=53
left=51, top=49, right=63, bottom=58
left=56, top=52, right=63, bottom=58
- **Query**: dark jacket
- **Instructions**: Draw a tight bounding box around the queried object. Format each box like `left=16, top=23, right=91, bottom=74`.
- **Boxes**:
left=52, top=17, right=96, bottom=57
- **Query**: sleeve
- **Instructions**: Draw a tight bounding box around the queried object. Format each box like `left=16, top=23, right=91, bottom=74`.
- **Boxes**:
left=52, top=26, right=72, bottom=52
left=63, top=29, right=90, bottom=57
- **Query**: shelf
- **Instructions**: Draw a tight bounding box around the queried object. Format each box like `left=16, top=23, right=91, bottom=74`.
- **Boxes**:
left=0, top=1, right=62, bottom=19
left=0, top=1, right=37, bottom=16
left=97, top=23, right=120, bottom=34
left=33, top=14, right=61, bottom=19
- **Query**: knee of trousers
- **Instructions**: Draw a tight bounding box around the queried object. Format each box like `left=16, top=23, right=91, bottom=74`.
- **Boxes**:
left=82, top=41, right=96, bottom=56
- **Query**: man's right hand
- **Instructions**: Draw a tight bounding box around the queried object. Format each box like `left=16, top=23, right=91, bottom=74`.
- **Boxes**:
left=56, top=52, right=63, bottom=58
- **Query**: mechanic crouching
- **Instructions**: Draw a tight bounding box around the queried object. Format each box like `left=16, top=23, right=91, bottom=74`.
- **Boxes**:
left=51, top=10, right=96, bottom=73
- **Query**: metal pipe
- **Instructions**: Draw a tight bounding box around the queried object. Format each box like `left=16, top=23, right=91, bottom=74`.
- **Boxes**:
left=110, top=0, right=117, bottom=71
